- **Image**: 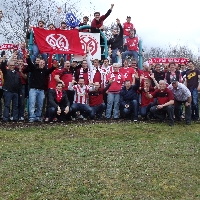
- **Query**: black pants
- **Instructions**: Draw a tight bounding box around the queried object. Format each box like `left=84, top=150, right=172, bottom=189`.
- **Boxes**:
left=150, top=105, right=174, bottom=123
left=174, top=100, right=191, bottom=123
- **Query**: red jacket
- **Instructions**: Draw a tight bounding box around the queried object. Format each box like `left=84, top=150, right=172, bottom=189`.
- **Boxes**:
left=123, top=22, right=135, bottom=36
left=91, top=9, right=112, bottom=32
left=126, top=37, right=139, bottom=52
left=106, top=72, right=125, bottom=93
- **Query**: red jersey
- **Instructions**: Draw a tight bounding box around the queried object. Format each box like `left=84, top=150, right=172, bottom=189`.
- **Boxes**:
left=123, top=22, right=135, bottom=36
left=151, top=88, right=174, bottom=105
left=93, top=70, right=101, bottom=83
left=140, top=70, right=151, bottom=87
left=140, top=87, right=154, bottom=107
left=119, top=67, right=135, bottom=81
left=48, top=68, right=61, bottom=89
left=60, top=69, right=73, bottom=91
left=18, top=66, right=27, bottom=85
left=106, top=72, right=125, bottom=93
left=125, top=37, right=139, bottom=52
left=89, top=88, right=104, bottom=106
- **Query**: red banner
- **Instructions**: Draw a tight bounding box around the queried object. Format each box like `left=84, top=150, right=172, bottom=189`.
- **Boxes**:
left=33, top=28, right=84, bottom=55
left=148, top=58, right=189, bottom=64
left=0, top=44, right=18, bottom=50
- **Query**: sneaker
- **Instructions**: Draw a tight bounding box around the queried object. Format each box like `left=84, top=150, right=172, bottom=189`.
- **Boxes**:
left=28, top=119, right=34, bottom=123
left=19, top=117, right=24, bottom=121
left=133, top=119, right=138, bottom=122
left=10, top=117, right=13, bottom=121
left=169, top=121, right=174, bottom=126
left=44, top=118, right=49, bottom=122
left=83, top=117, right=87, bottom=121
left=186, top=121, right=191, bottom=125
left=71, top=117, right=76, bottom=121
left=53, top=118, right=58, bottom=122
left=78, top=115, right=84, bottom=119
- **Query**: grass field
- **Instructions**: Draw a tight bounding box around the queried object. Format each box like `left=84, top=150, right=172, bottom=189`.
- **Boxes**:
left=0, top=121, right=200, bottom=199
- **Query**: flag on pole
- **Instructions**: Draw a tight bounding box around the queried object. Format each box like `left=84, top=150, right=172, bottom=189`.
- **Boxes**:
left=66, top=13, right=80, bottom=28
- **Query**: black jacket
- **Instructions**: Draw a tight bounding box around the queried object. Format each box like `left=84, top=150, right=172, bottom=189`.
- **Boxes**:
left=48, top=89, right=70, bottom=109
left=108, top=23, right=123, bottom=50
left=120, top=79, right=140, bottom=107
left=1, top=61, right=21, bottom=93
left=23, top=57, right=55, bottom=90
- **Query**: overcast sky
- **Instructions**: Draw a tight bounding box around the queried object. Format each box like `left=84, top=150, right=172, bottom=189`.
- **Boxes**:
left=72, top=0, right=200, bottom=55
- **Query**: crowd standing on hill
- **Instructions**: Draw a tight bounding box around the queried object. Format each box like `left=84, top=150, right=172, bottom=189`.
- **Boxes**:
left=0, top=4, right=200, bottom=126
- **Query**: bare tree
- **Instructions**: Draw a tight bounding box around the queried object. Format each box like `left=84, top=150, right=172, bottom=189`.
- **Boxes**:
left=0, top=0, right=81, bottom=44
left=143, top=44, right=199, bottom=67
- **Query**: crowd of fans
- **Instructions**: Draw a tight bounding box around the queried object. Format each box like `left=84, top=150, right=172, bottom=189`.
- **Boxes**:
left=0, top=4, right=200, bottom=126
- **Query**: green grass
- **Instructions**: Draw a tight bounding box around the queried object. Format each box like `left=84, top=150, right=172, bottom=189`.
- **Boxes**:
left=0, top=121, right=200, bottom=199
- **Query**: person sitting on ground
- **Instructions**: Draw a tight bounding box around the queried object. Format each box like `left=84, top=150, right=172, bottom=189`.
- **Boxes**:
left=48, top=82, right=70, bottom=122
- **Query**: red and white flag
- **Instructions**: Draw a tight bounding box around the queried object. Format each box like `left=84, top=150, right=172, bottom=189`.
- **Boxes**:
left=0, top=44, right=18, bottom=50
left=33, top=28, right=84, bottom=55
left=148, top=57, right=189, bottom=64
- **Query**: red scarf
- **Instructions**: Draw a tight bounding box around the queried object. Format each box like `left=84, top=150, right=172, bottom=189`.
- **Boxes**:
left=56, top=90, right=63, bottom=103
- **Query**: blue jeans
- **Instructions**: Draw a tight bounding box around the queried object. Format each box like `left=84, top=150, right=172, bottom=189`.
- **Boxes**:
left=121, top=100, right=138, bottom=119
left=123, top=36, right=129, bottom=51
left=140, top=102, right=155, bottom=118
left=70, top=103, right=92, bottom=118
left=106, top=93, right=120, bottom=119
left=19, top=85, right=26, bottom=118
left=29, top=88, right=45, bottom=121
left=111, top=49, right=119, bottom=64
left=122, top=50, right=138, bottom=63
left=32, top=44, right=47, bottom=63
left=90, top=103, right=106, bottom=119
left=3, top=90, right=18, bottom=121
left=190, top=88, right=199, bottom=120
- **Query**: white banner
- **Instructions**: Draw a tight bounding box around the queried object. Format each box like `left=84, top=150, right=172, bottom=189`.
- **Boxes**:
left=74, top=32, right=101, bottom=61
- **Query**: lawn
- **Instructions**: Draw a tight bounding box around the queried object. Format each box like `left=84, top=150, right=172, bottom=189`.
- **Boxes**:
left=0, top=121, right=200, bottom=199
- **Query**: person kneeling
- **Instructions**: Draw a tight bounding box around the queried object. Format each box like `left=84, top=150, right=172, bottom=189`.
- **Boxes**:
left=89, top=81, right=112, bottom=119
left=48, top=82, right=70, bottom=122
left=68, top=77, right=92, bottom=120
left=146, top=80, right=174, bottom=126
left=120, top=77, right=140, bottom=121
